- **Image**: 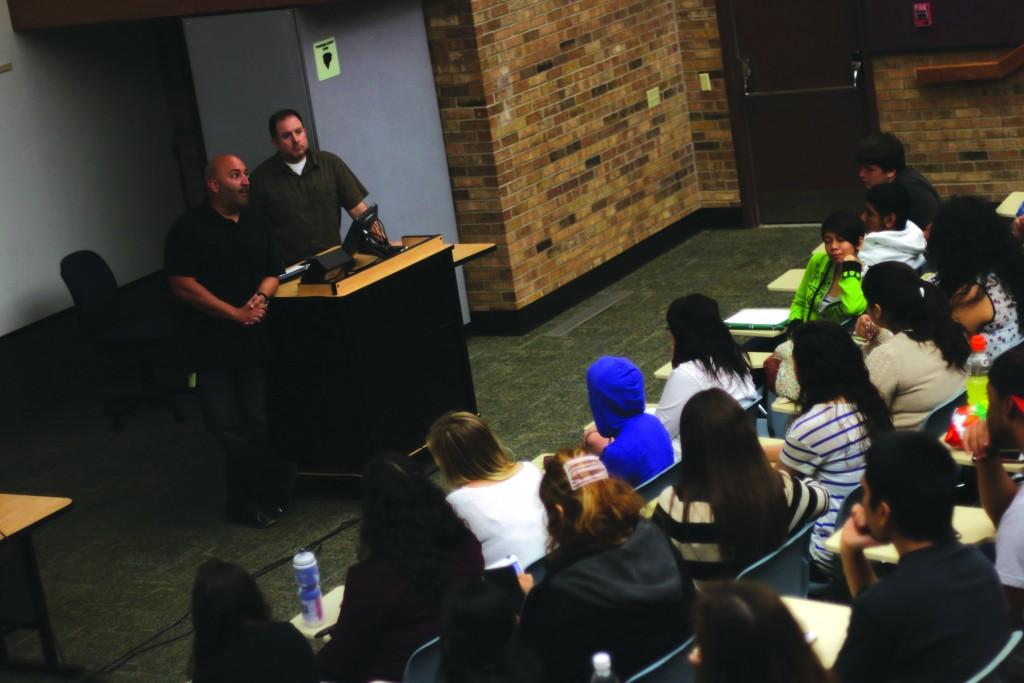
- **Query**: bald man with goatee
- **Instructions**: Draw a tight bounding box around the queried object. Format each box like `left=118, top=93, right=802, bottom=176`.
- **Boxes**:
left=165, top=154, right=294, bottom=528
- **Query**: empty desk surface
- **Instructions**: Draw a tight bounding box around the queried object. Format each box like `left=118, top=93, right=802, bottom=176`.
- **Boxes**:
left=996, top=191, right=1024, bottom=218
left=782, top=597, right=851, bottom=668
left=767, top=268, right=805, bottom=293
left=944, top=443, right=1024, bottom=473
left=824, top=506, right=995, bottom=563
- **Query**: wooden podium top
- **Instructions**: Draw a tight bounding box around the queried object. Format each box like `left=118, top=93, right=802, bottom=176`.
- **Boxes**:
left=0, top=493, right=72, bottom=539
left=276, top=237, right=495, bottom=299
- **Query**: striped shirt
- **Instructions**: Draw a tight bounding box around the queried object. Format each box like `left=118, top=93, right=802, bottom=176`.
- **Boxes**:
left=780, top=401, right=870, bottom=573
left=651, top=470, right=829, bottom=584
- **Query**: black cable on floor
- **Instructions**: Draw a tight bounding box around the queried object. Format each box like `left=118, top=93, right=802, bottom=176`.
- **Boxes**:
left=92, top=516, right=361, bottom=676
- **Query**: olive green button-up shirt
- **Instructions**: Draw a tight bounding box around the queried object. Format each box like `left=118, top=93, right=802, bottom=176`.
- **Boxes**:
left=250, top=149, right=368, bottom=265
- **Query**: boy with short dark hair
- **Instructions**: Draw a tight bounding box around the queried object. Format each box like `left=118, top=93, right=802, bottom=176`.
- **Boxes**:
left=859, top=182, right=926, bottom=270
left=834, top=431, right=1010, bottom=683
left=856, top=132, right=940, bottom=233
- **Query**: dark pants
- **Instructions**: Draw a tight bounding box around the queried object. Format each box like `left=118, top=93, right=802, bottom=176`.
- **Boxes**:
left=197, top=366, right=293, bottom=517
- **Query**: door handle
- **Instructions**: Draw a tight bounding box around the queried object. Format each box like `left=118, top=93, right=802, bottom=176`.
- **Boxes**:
left=850, top=50, right=863, bottom=88
left=742, top=56, right=753, bottom=95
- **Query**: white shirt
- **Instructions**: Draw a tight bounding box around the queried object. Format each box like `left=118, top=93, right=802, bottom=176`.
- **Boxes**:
left=996, top=482, right=1024, bottom=590
left=653, top=361, right=758, bottom=458
left=285, top=157, right=307, bottom=176
left=446, top=462, right=548, bottom=568
left=860, top=220, right=927, bottom=271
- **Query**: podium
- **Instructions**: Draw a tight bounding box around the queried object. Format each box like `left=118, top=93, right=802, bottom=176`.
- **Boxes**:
left=269, top=236, right=492, bottom=474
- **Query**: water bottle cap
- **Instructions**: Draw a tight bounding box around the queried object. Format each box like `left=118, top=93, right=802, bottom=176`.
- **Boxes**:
left=592, top=652, right=611, bottom=673
left=970, top=334, right=987, bottom=352
left=293, top=551, right=316, bottom=569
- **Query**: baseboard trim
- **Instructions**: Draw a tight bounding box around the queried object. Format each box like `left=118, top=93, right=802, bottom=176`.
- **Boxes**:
left=466, top=206, right=742, bottom=336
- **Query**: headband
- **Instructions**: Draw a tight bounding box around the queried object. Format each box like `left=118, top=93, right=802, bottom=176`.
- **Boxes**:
left=564, top=455, right=609, bottom=490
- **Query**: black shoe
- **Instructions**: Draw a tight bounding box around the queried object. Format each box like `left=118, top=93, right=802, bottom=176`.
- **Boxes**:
left=266, top=503, right=286, bottom=520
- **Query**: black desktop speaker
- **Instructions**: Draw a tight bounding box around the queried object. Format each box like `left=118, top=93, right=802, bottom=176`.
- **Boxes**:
left=300, top=247, right=355, bottom=284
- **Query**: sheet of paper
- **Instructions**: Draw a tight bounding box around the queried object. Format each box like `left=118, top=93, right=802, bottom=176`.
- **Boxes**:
left=724, top=308, right=790, bottom=327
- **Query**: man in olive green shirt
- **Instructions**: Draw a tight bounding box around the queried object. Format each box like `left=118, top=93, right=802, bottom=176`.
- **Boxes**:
left=250, top=109, right=374, bottom=265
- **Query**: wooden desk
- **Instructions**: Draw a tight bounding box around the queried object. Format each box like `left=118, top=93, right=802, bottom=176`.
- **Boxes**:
left=291, top=585, right=345, bottom=642
left=781, top=597, right=850, bottom=668
left=270, top=237, right=493, bottom=472
left=0, top=493, right=78, bottom=675
left=730, top=327, right=785, bottom=339
left=996, top=191, right=1024, bottom=218
left=767, top=268, right=805, bottom=293
left=824, top=506, right=995, bottom=563
left=943, top=442, right=1024, bottom=473
left=772, top=397, right=799, bottom=415
left=654, top=352, right=773, bottom=381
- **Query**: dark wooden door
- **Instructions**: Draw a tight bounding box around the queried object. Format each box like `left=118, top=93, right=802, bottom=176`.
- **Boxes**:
left=718, top=0, right=876, bottom=225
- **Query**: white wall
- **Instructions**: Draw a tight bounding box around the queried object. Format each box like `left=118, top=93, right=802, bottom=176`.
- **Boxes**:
left=0, top=14, right=184, bottom=336
left=294, top=1, right=468, bottom=320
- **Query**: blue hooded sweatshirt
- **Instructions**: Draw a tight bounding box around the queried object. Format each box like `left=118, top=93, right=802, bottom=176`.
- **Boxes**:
left=586, top=356, right=673, bottom=487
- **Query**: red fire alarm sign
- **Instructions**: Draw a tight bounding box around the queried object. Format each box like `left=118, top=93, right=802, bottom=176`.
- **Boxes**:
left=913, top=2, right=932, bottom=28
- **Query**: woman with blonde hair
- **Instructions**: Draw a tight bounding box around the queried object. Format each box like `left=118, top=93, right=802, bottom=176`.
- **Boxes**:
left=428, top=411, right=547, bottom=568
left=517, top=448, right=694, bottom=682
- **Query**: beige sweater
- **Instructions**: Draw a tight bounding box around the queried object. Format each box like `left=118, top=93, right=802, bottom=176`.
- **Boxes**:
left=864, top=330, right=966, bottom=430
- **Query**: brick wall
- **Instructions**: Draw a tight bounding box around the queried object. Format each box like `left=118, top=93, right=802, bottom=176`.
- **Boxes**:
left=873, top=50, right=1024, bottom=202
left=426, top=0, right=728, bottom=312
left=677, top=0, right=739, bottom=207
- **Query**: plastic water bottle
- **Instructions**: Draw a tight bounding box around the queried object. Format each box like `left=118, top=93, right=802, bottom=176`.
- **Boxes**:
left=966, top=334, right=992, bottom=418
left=590, top=652, right=620, bottom=683
left=293, top=551, right=324, bottom=626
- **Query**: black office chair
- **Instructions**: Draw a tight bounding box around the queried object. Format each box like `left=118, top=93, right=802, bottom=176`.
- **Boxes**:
left=60, top=250, right=184, bottom=430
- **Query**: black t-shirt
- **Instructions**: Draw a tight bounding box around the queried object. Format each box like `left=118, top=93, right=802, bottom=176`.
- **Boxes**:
left=896, top=167, right=940, bottom=230
left=192, top=622, right=318, bottom=683
left=834, top=539, right=1010, bottom=683
left=164, top=206, right=282, bottom=369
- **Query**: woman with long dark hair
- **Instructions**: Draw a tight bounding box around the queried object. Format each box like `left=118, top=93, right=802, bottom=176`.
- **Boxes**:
left=517, top=448, right=694, bottom=682
left=856, top=261, right=969, bottom=429
left=776, top=321, right=892, bottom=576
left=653, top=389, right=828, bottom=584
left=928, top=196, right=1024, bottom=358
left=189, top=559, right=317, bottom=683
left=691, top=581, right=834, bottom=683
left=316, top=452, right=484, bottom=683
left=656, top=295, right=757, bottom=449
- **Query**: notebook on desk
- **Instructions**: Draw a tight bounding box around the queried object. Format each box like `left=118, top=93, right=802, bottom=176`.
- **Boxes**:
left=724, top=308, right=790, bottom=330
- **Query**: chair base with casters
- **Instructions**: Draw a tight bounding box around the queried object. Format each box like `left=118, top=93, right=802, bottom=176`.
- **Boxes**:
left=60, top=249, right=185, bottom=431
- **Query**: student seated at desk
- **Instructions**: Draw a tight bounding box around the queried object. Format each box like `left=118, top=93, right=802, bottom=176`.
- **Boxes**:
left=189, top=559, right=317, bottom=683
left=773, top=322, right=892, bottom=578
left=691, top=581, right=833, bottom=683
left=928, top=196, right=1024, bottom=359
left=788, top=212, right=867, bottom=326
left=963, top=344, right=1024, bottom=626
left=856, top=132, right=940, bottom=236
left=440, top=580, right=518, bottom=683
left=584, top=356, right=673, bottom=486
left=653, top=389, right=829, bottom=585
left=859, top=183, right=927, bottom=271
left=517, top=449, right=695, bottom=682
left=654, top=294, right=757, bottom=455
left=316, top=453, right=483, bottom=683
left=856, top=262, right=969, bottom=430
left=428, top=411, right=548, bottom=568
left=835, top=432, right=1009, bottom=683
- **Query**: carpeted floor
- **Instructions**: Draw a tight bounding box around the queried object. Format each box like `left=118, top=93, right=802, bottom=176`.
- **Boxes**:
left=1, top=224, right=819, bottom=682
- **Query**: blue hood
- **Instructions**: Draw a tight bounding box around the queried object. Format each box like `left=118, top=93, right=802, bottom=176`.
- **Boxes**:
left=587, top=356, right=646, bottom=437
